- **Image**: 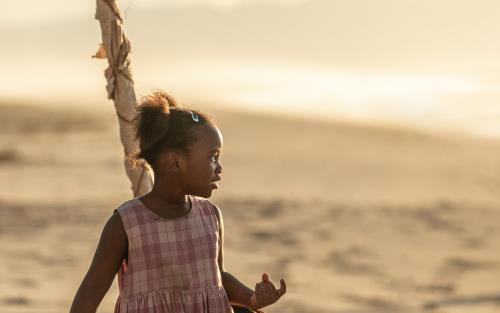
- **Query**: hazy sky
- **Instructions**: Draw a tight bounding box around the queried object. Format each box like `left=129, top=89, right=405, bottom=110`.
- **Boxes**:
left=2, top=0, right=500, bottom=137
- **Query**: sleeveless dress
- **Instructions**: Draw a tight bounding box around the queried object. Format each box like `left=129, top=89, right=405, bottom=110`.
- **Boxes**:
left=113, top=195, right=234, bottom=313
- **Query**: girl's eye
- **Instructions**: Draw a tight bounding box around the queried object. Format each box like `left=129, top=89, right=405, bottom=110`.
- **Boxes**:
left=211, top=155, right=218, bottom=162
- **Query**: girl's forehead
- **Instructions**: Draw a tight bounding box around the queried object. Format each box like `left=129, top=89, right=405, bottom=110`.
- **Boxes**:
left=194, top=124, right=223, bottom=150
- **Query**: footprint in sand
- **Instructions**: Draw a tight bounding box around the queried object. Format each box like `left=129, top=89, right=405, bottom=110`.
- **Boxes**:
left=258, top=200, right=284, bottom=218
left=416, top=282, right=456, bottom=295
left=325, top=245, right=383, bottom=276
left=9, top=278, right=37, bottom=288
left=249, top=230, right=299, bottom=246
left=440, top=256, right=497, bottom=277
left=2, top=296, right=31, bottom=306
left=341, top=293, right=405, bottom=312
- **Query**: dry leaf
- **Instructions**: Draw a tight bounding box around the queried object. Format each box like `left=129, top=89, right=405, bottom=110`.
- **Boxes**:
left=92, top=44, right=107, bottom=59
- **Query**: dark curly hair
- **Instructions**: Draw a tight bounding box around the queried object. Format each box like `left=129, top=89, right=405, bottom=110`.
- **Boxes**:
left=128, top=90, right=213, bottom=170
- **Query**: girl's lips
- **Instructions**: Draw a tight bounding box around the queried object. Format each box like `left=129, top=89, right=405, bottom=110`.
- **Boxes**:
left=211, top=176, right=221, bottom=189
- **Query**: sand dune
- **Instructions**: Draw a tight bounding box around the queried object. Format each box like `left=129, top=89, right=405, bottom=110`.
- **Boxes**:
left=1, top=103, right=499, bottom=313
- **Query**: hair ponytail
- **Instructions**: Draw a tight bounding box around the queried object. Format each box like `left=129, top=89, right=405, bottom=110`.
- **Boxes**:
left=136, top=90, right=178, bottom=153
left=128, top=90, right=212, bottom=169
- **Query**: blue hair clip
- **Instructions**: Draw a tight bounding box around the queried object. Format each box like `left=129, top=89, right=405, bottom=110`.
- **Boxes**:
left=191, top=111, right=200, bottom=122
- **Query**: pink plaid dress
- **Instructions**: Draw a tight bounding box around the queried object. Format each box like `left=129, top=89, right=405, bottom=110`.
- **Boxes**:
left=113, top=195, right=233, bottom=313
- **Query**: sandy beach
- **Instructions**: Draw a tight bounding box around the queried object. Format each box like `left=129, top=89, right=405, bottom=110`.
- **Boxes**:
left=1, top=102, right=500, bottom=313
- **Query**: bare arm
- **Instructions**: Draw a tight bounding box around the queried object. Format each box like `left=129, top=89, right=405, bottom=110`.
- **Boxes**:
left=222, top=271, right=256, bottom=308
left=213, top=204, right=286, bottom=311
left=212, top=204, right=256, bottom=309
left=69, top=211, right=128, bottom=313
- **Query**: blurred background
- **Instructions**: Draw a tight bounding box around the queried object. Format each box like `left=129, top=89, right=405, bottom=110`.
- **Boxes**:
left=1, top=0, right=500, bottom=312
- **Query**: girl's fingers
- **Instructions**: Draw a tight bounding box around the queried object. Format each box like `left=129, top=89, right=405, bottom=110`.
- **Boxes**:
left=262, top=282, right=277, bottom=303
left=263, top=282, right=275, bottom=297
left=277, top=278, right=287, bottom=297
left=260, top=286, right=269, bottom=303
left=255, top=276, right=287, bottom=307
left=255, top=282, right=263, bottom=301
left=262, top=272, right=269, bottom=282
left=264, top=283, right=270, bottom=299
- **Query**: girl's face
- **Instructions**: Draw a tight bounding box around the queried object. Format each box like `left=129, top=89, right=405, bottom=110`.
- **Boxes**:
left=182, top=123, right=224, bottom=198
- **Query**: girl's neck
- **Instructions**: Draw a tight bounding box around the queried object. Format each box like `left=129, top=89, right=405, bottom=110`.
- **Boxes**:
left=142, top=181, right=190, bottom=211
left=139, top=191, right=191, bottom=219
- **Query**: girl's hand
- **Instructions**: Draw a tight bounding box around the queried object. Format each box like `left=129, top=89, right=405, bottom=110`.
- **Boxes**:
left=250, top=273, right=286, bottom=310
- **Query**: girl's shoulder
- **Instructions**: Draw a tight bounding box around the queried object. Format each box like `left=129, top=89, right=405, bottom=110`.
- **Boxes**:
left=192, top=195, right=212, bottom=211
left=192, top=196, right=220, bottom=217
left=194, top=197, right=223, bottom=226
left=113, top=198, right=141, bottom=216
left=111, top=198, right=147, bottom=230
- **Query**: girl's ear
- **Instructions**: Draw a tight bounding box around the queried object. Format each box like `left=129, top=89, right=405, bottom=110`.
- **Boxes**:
left=158, top=151, right=181, bottom=172
left=171, top=153, right=183, bottom=172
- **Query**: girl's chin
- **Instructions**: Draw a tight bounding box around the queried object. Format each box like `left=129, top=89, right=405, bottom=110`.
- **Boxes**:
left=200, top=185, right=217, bottom=198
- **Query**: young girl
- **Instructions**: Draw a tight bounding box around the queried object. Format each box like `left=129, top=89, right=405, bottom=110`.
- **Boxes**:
left=69, top=91, right=286, bottom=313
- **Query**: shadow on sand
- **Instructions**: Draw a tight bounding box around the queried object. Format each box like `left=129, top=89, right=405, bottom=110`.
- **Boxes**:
left=423, top=293, right=500, bottom=310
